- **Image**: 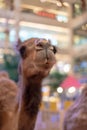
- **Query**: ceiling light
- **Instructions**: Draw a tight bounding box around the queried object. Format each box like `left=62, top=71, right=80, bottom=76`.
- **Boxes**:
left=63, top=64, right=71, bottom=73
left=75, top=4, right=79, bottom=9
left=82, top=25, right=86, bottom=31
left=63, top=2, right=69, bottom=7
left=57, top=1, right=62, bottom=7
left=0, top=18, right=6, bottom=23
left=40, top=0, right=47, bottom=2
left=0, top=54, right=3, bottom=59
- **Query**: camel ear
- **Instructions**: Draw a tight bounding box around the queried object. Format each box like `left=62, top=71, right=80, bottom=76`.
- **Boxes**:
left=19, top=45, right=27, bottom=58
left=16, top=39, right=27, bottom=58
left=16, top=38, right=22, bottom=50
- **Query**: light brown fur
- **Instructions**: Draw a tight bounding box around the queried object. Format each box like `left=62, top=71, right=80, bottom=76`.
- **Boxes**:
left=0, top=38, right=57, bottom=130
left=0, top=76, right=18, bottom=130
left=0, top=71, right=9, bottom=78
left=63, top=85, right=87, bottom=130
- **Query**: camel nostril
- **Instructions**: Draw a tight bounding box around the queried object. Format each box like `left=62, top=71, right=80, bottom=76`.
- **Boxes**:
left=45, top=49, right=49, bottom=60
left=45, top=59, right=48, bottom=64
left=46, top=55, right=49, bottom=60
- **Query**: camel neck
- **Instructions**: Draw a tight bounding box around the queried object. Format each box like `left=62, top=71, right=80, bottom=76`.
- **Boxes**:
left=19, top=75, right=43, bottom=117
left=18, top=76, right=43, bottom=130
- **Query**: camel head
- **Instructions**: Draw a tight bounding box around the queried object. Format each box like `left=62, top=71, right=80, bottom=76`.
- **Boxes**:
left=17, top=38, right=57, bottom=78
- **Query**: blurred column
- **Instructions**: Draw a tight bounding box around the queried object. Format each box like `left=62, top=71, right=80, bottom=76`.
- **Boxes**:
left=68, top=4, right=74, bottom=75
left=4, top=18, right=10, bottom=54
left=59, top=109, right=65, bottom=130
left=4, top=0, right=14, bottom=10
left=13, top=0, right=21, bottom=43
left=68, top=29, right=75, bottom=75
left=68, top=3, right=74, bottom=47
left=4, top=0, right=14, bottom=51
left=68, top=3, right=73, bottom=20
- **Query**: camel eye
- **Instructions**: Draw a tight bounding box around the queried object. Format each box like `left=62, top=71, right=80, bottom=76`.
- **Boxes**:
left=49, top=46, right=57, bottom=54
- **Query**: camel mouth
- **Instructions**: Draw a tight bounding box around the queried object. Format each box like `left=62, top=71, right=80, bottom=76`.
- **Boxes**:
left=45, top=60, right=56, bottom=67
left=35, top=58, right=56, bottom=71
left=36, top=59, right=56, bottom=65
left=36, top=62, right=54, bottom=70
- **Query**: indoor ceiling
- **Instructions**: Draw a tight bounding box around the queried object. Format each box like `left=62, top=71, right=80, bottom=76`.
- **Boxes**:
left=21, top=0, right=67, bottom=16
left=20, top=0, right=87, bottom=41
left=0, top=0, right=87, bottom=37
left=21, top=0, right=85, bottom=10
left=75, top=23, right=87, bottom=36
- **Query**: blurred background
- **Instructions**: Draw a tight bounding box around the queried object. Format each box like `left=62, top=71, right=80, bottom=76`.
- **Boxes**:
left=0, top=0, right=87, bottom=130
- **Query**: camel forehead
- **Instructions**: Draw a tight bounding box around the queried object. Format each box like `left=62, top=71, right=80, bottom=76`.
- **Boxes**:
left=24, top=38, right=50, bottom=46
left=38, top=39, right=48, bottom=43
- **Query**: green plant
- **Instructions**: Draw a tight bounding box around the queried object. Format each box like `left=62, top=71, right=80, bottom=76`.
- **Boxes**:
left=48, top=71, right=67, bottom=92
left=3, top=54, right=19, bottom=81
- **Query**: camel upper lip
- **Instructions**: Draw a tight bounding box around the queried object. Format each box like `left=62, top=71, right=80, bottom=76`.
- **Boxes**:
left=45, top=61, right=49, bottom=64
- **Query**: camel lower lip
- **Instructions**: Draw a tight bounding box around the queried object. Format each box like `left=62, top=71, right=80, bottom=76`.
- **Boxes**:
left=36, top=62, right=54, bottom=68
left=44, top=64, right=52, bottom=68
left=37, top=64, right=50, bottom=69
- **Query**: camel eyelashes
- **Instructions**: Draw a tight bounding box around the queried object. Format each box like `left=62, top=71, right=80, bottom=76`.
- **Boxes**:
left=19, top=46, right=26, bottom=58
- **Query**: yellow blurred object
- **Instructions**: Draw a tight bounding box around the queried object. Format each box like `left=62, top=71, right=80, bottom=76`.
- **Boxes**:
left=49, top=97, right=60, bottom=112
left=49, top=101, right=57, bottom=112
left=40, top=102, right=45, bottom=110
left=64, top=101, right=74, bottom=110
left=40, top=96, right=60, bottom=112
